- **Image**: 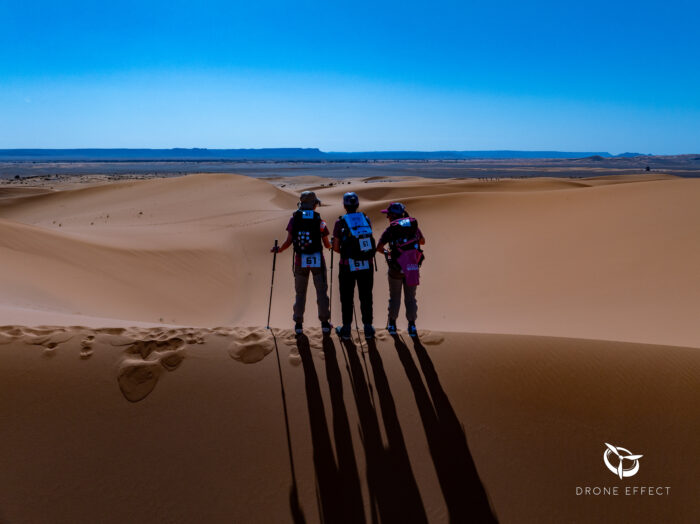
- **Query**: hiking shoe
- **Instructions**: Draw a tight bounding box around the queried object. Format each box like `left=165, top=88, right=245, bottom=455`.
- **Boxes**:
left=321, top=321, right=332, bottom=334
left=407, top=322, right=417, bottom=337
left=364, top=325, right=375, bottom=339
left=294, top=322, right=303, bottom=334
left=335, top=325, right=351, bottom=340
left=386, top=321, right=397, bottom=335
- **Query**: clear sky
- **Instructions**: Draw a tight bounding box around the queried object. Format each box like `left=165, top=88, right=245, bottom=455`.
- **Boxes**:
left=1, top=0, right=699, bottom=153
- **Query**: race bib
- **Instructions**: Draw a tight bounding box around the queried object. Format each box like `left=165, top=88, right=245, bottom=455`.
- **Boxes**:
left=348, top=258, right=370, bottom=272
left=358, top=237, right=373, bottom=252
left=301, top=252, right=322, bottom=268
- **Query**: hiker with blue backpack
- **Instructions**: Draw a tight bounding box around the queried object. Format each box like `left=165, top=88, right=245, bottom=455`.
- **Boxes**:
left=332, top=192, right=377, bottom=340
left=270, top=191, right=332, bottom=335
left=375, top=202, right=425, bottom=337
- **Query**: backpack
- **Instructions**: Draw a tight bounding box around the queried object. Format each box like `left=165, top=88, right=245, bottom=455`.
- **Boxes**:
left=339, top=212, right=376, bottom=262
left=291, top=210, right=322, bottom=254
left=387, top=217, right=425, bottom=285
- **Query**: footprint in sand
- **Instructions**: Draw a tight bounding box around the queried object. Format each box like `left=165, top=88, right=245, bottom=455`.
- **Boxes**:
left=105, top=334, right=140, bottom=347
left=123, top=337, right=186, bottom=360
left=213, top=327, right=235, bottom=337
left=183, top=329, right=206, bottom=345
left=80, top=335, right=95, bottom=359
left=158, top=349, right=185, bottom=371
left=16, top=327, right=75, bottom=357
left=288, top=345, right=302, bottom=367
left=0, top=326, right=23, bottom=338
left=94, top=327, right=126, bottom=336
left=418, top=331, right=444, bottom=345
left=228, top=327, right=274, bottom=364
left=116, top=327, right=208, bottom=346
left=118, top=360, right=164, bottom=403
left=116, top=336, right=187, bottom=402
left=279, top=327, right=325, bottom=354
left=280, top=329, right=298, bottom=347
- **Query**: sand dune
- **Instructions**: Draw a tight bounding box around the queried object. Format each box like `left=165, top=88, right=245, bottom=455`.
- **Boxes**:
left=1, top=173, right=698, bottom=346
left=1, top=172, right=698, bottom=523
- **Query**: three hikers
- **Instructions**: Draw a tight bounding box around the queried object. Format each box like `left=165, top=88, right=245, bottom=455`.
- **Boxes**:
left=272, top=192, right=424, bottom=338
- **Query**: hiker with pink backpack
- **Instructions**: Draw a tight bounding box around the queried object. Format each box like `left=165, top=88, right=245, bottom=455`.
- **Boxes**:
left=375, top=202, right=426, bottom=337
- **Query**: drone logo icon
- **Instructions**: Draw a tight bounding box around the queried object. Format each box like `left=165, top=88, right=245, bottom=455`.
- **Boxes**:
left=604, top=443, right=643, bottom=479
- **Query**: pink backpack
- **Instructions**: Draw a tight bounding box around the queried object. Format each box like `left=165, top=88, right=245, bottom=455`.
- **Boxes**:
left=389, top=217, right=424, bottom=286
left=396, top=248, right=422, bottom=286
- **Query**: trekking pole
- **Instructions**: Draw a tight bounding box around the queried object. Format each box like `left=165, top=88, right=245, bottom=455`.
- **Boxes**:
left=265, top=240, right=305, bottom=521
left=329, top=248, right=334, bottom=321
left=266, top=239, right=278, bottom=329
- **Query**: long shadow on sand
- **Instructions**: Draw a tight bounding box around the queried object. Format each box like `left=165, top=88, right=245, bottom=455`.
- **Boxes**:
left=340, top=336, right=428, bottom=524
left=393, top=334, right=497, bottom=523
left=271, top=330, right=307, bottom=524
left=296, top=332, right=494, bottom=522
left=296, top=334, right=364, bottom=523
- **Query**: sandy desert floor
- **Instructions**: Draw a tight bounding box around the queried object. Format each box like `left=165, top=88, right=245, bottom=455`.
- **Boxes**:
left=1, top=173, right=698, bottom=523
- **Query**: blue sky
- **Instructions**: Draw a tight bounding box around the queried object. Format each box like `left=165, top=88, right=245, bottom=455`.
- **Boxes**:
left=1, top=0, right=699, bottom=153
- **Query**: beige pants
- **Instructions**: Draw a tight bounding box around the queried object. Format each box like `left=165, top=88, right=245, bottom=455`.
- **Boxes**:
left=293, top=266, right=330, bottom=323
left=387, top=269, right=417, bottom=322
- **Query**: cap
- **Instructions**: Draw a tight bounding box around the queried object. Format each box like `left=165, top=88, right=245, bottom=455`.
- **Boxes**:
left=381, top=202, right=406, bottom=216
left=298, top=191, right=321, bottom=210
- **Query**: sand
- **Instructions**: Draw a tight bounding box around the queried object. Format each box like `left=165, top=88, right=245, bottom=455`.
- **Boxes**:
left=0, top=173, right=698, bottom=523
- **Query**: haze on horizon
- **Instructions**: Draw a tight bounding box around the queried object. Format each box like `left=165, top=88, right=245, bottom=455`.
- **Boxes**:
left=1, top=0, right=699, bottom=155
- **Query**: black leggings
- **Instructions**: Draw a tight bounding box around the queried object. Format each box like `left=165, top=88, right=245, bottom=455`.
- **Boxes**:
left=338, top=264, right=374, bottom=327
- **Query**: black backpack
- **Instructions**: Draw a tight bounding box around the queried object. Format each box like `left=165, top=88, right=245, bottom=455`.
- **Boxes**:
left=339, top=212, right=376, bottom=261
left=291, top=210, right=322, bottom=254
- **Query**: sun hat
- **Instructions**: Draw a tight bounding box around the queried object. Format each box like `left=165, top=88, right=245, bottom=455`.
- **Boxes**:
left=298, top=191, right=321, bottom=210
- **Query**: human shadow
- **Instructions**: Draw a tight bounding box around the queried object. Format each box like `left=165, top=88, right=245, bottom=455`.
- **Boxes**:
left=270, top=329, right=306, bottom=524
left=339, top=336, right=428, bottom=524
left=321, top=335, right=365, bottom=523
left=296, top=334, right=363, bottom=524
left=392, top=334, right=497, bottom=523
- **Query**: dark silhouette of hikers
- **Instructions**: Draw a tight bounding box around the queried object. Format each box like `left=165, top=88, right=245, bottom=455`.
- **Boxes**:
left=293, top=331, right=497, bottom=523
left=393, top=335, right=497, bottom=522
left=295, top=334, right=365, bottom=524
left=270, top=192, right=497, bottom=522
